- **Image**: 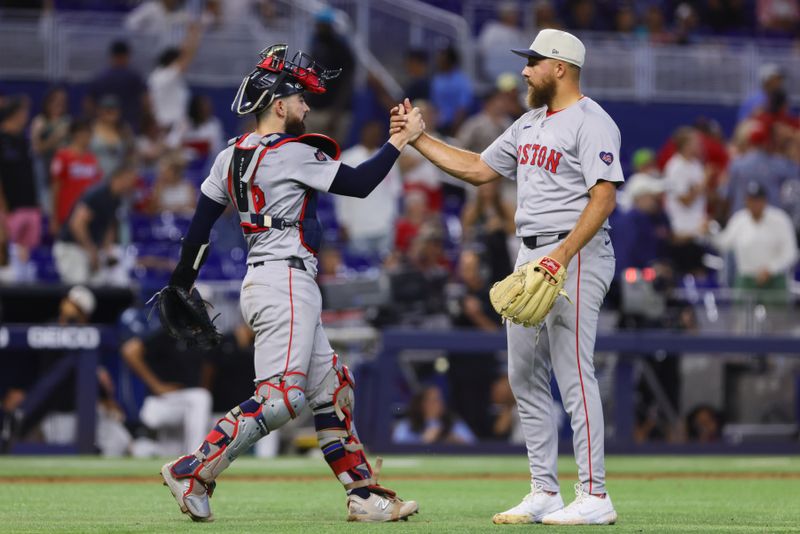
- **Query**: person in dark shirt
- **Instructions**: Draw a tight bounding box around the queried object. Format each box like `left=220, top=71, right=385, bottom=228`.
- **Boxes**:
left=447, top=249, right=503, bottom=438
left=302, top=8, right=356, bottom=142
left=85, top=40, right=148, bottom=132
left=0, top=96, right=41, bottom=259
left=52, top=162, right=137, bottom=285
left=121, top=312, right=212, bottom=455
left=404, top=49, right=431, bottom=102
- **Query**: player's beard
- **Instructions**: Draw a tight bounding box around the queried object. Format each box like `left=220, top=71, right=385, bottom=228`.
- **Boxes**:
left=285, top=114, right=306, bottom=136
left=527, top=75, right=557, bottom=109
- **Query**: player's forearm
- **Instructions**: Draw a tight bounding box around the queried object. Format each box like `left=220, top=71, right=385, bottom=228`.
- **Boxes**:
left=169, top=194, right=226, bottom=289
left=412, top=133, right=493, bottom=185
left=554, top=182, right=616, bottom=264
left=328, top=142, right=400, bottom=198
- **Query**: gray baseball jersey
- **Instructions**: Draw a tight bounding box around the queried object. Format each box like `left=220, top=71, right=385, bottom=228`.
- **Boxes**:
left=201, top=132, right=341, bottom=276
left=481, top=96, right=623, bottom=235
left=481, top=96, right=623, bottom=496
left=200, top=131, right=340, bottom=384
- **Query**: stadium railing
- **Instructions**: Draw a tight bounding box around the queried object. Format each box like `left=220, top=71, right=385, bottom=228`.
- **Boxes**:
left=368, top=328, right=800, bottom=454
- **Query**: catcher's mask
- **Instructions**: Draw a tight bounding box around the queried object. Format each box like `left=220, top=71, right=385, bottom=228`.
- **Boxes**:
left=231, top=43, right=341, bottom=116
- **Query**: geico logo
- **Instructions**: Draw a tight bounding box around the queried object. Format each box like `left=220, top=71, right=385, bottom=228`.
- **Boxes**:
left=27, top=327, right=100, bottom=349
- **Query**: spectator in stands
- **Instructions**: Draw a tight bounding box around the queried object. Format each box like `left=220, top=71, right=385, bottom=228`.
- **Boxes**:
left=643, top=5, right=674, bottom=43
left=403, top=49, right=431, bottom=102
left=303, top=8, right=356, bottom=143
left=757, top=0, right=800, bottom=35
left=181, top=94, right=224, bottom=174
left=147, top=151, right=196, bottom=216
left=614, top=4, right=639, bottom=36
left=124, top=0, right=191, bottom=40
left=398, top=101, right=446, bottom=211
left=724, top=120, right=795, bottom=214
left=477, top=1, right=527, bottom=82
left=85, top=40, right=148, bottom=132
left=394, top=188, right=431, bottom=254
left=490, top=374, right=523, bottom=443
left=495, top=72, right=525, bottom=119
left=408, top=222, right=452, bottom=278
left=673, top=3, right=701, bottom=45
left=460, top=181, right=515, bottom=282
left=685, top=404, right=723, bottom=443
left=148, top=21, right=203, bottom=142
left=37, top=286, right=132, bottom=456
left=0, top=96, right=41, bottom=262
left=612, top=174, right=672, bottom=275
left=446, top=249, right=501, bottom=438
left=631, top=147, right=660, bottom=178
left=663, top=127, right=709, bottom=274
left=710, top=181, right=798, bottom=300
left=90, top=95, right=133, bottom=181
left=0, top=218, right=35, bottom=284
left=430, top=45, right=473, bottom=136
left=334, top=120, right=401, bottom=257
left=532, top=0, right=563, bottom=30
left=50, top=119, right=102, bottom=236
left=703, top=0, right=749, bottom=35
left=392, top=384, right=476, bottom=444
left=121, top=307, right=212, bottom=457
left=738, top=63, right=786, bottom=123
left=317, top=246, right=352, bottom=283
left=451, top=249, right=499, bottom=332
left=30, top=86, right=71, bottom=212
left=136, top=112, right=168, bottom=170
left=53, top=163, right=138, bottom=286
left=567, top=0, right=606, bottom=31
left=456, top=89, right=513, bottom=154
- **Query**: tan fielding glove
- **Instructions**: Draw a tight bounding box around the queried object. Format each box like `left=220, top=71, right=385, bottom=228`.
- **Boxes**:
left=489, top=256, right=571, bottom=327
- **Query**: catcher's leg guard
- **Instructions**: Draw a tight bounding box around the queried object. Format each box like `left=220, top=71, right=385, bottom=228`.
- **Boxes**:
left=309, top=355, right=419, bottom=521
left=309, top=355, right=374, bottom=490
left=164, top=372, right=306, bottom=513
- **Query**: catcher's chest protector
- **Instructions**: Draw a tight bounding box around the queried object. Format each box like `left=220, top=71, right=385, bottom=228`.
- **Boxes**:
left=227, top=133, right=339, bottom=253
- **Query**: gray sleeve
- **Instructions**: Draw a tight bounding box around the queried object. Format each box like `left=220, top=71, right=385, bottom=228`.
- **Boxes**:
left=199, top=149, right=231, bottom=206
left=577, top=113, right=625, bottom=189
left=480, top=118, right=520, bottom=181
left=280, top=143, right=342, bottom=192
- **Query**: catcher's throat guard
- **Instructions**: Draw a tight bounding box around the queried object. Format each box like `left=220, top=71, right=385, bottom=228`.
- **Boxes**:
left=232, top=44, right=342, bottom=116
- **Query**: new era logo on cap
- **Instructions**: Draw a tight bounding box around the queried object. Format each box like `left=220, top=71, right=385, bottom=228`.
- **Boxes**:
left=511, top=29, right=586, bottom=68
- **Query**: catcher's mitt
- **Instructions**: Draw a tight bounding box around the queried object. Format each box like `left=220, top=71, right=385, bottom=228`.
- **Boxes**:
left=149, top=286, right=223, bottom=349
left=489, top=256, right=571, bottom=327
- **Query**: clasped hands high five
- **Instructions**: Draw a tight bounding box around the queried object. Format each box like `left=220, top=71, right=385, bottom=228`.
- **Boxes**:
left=388, top=98, right=426, bottom=150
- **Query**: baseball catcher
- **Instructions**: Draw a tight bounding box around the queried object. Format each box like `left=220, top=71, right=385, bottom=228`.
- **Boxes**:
left=155, top=43, right=423, bottom=524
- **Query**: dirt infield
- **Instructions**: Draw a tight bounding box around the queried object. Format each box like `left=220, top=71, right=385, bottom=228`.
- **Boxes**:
left=3, top=471, right=800, bottom=484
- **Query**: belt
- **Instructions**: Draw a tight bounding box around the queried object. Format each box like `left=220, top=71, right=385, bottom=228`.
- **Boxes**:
left=251, top=257, right=306, bottom=271
left=522, top=232, right=569, bottom=249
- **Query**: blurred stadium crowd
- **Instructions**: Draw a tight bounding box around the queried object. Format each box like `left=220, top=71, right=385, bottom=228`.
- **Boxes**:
left=1, top=0, right=799, bottom=454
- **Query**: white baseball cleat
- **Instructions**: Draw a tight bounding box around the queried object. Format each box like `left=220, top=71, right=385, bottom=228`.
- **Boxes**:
left=346, top=487, right=419, bottom=522
left=492, top=482, right=565, bottom=524
left=160, top=459, right=215, bottom=522
left=541, top=483, right=617, bottom=525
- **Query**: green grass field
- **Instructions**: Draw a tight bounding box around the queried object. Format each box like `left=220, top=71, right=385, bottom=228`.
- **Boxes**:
left=1, top=455, right=799, bottom=533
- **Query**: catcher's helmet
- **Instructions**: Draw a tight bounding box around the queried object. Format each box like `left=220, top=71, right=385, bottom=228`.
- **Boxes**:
left=231, top=44, right=341, bottom=116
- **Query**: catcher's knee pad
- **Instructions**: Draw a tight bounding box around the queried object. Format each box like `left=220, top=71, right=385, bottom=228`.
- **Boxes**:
left=310, top=355, right=375, bottom=491
left=180, top=372, right=307, bottom=483
left=308, top=354, right=355, bottom=423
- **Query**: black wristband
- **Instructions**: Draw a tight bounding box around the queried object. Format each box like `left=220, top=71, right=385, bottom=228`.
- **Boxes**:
left=169, top=241, right=210, bottom=290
